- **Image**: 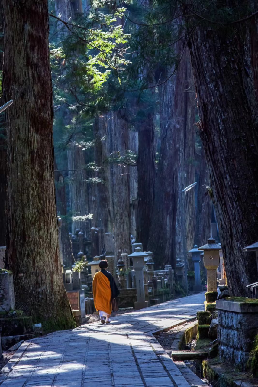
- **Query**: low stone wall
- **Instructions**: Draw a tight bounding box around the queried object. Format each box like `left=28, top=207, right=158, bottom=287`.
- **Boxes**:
left=216, top=299, right=258, bottom=369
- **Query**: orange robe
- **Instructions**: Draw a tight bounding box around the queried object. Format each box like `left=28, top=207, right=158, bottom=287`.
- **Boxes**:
left=92, top=271, right=112, bottom=315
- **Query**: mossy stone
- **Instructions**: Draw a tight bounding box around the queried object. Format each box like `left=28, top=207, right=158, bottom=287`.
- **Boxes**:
left=247, top=334, right=258, bottom=377
left=205, top=291, right=218, bottom=303
left=198, top=324, right=210, bottom=339
left=197, top=311, right=212, bottom=325
left=205, top=302, right=216, bottom=312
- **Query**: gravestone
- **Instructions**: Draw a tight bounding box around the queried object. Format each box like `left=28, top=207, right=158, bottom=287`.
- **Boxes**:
left=188, top=245, right=203, bottom=291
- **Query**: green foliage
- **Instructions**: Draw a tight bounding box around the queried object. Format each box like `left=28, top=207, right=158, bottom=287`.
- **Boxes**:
left=50, top=4, right=130, bottom=120
left=73, top=257, right=88, bottom=272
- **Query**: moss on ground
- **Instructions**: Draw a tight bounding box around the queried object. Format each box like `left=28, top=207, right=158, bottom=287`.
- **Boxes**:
left=202, top=357, right=255, bottom=387
left=195, top=338, right=211, bottom=351
left=226, top=297, right=258, bottom=304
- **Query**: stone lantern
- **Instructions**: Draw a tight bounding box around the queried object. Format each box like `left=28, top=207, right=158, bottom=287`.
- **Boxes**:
left=244, top=241, right=258, bottom=297
left=198, top=238, right=220, bottom=293
left=129, top=247, right=149, bottom=309
left=132, top=243, right=143, bottom=252
left=188, top=245, right=203, bottom=291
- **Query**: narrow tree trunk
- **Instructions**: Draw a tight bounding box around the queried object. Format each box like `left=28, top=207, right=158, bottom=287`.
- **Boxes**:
left=3, top=0, right=74, bottom=328
left=187, top=10, right=258, bottom=295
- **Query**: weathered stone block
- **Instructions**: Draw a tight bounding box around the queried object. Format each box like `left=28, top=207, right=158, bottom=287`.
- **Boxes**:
left=208, top=318, right=218, bottom=340
left=205, top=291, right=218, bottom=303
left=0, top=272, right=15, bottom=312
left=216, top=299, right=258, bottom=370
left=197, top=311, right=211, bottom=325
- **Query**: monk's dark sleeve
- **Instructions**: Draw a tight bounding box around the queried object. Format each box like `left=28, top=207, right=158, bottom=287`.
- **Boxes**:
left=101, top=269, right=120, bottom=299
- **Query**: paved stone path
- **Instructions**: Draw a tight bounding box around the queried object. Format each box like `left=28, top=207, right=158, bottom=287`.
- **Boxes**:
left=0, top=293, right=206, bottom=387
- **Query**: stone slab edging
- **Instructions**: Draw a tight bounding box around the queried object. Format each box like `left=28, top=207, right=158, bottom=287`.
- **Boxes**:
left=148, top=319, right=207, bottom=387
left=216, top=299, right=258, bottom=313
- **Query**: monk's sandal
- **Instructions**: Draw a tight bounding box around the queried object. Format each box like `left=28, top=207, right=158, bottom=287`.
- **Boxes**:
left=101, top=317, right=105, bottom=324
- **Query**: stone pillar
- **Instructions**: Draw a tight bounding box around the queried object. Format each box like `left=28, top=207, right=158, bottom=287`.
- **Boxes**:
left=188, top=245, right=203, bottom=291
left=129, top=247, right=148, bottom=310
left=199, top=238, right=220, bottom=293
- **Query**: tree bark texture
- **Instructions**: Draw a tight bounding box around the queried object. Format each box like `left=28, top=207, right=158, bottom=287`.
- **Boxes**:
left=92, top=112, right=136, bottom=261
left=54, top=164, right=74, bottom=268
left=136, top=110, right=156, bottom=251
left=0, top=0, right=7, bottom=248
left=3, top=0, right=74, bottom=328
left=187, top=11, right=258, bottom=295
left=148, top=48, right=209, bottom=274
left=67, top=143, right=89, bottom=236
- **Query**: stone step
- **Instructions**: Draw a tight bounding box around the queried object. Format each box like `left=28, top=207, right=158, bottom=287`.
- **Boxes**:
left=171, top=351, right=209, bottom=360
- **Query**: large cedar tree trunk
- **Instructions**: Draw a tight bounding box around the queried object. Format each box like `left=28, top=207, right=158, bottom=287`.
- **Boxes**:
left=136, top=110, right=156, bottom=250
left=0, top=0, right=6, bottom=248
left=187, top=9, right=258, bottom=295
left=3, top=0, right=74, bottom=328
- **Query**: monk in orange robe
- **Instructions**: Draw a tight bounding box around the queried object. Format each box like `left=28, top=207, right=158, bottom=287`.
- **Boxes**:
left=93, top=260, right=119, bottom=324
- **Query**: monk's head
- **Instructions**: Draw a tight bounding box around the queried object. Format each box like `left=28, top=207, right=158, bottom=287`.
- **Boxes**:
left=99, top=260, right=108, bottom=269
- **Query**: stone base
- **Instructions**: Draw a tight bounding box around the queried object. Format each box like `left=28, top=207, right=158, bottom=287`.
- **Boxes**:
left=134, top=301, right=149, bottom=310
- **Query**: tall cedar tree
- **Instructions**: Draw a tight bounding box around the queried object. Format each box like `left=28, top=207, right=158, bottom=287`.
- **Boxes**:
left=185, top=3, right=258, bottom=295
left=3, top=0, right=75, bottom=329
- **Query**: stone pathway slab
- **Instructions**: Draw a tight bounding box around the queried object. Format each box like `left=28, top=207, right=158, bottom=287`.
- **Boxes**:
left=0, top=293, right=206, bottom=387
